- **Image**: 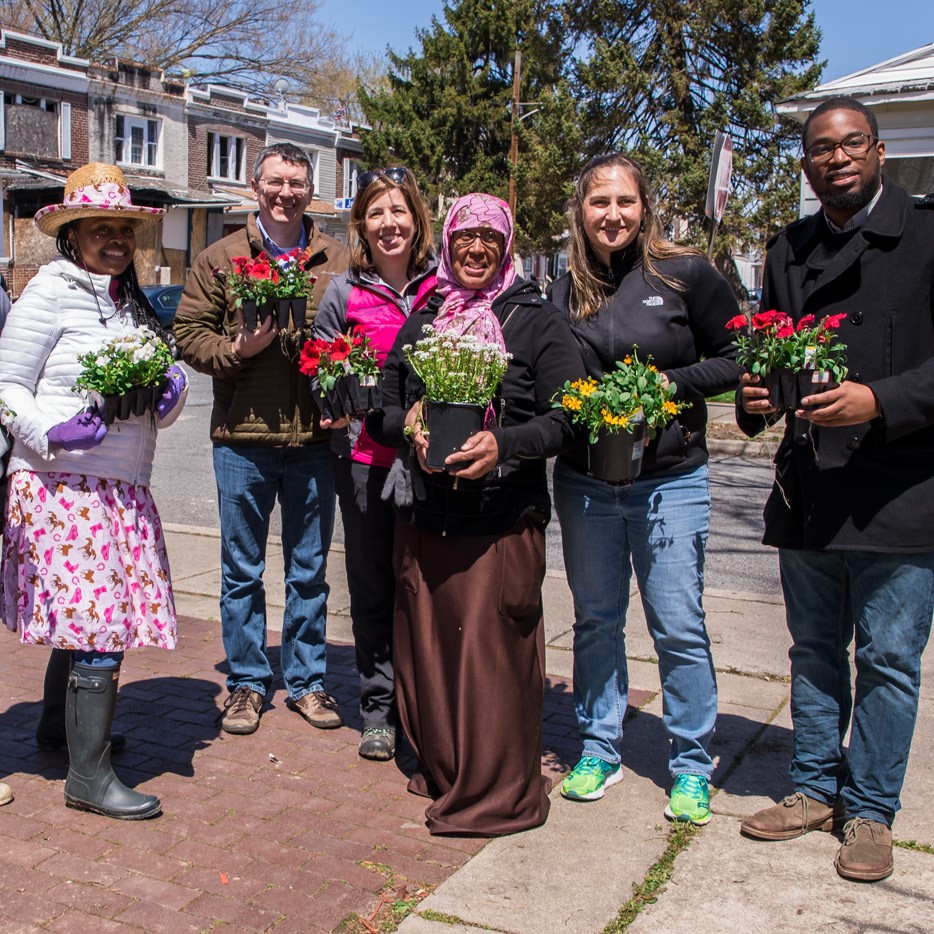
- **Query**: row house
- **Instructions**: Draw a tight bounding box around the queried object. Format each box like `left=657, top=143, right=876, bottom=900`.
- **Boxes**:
left=0, top=30, right=90, bottom=295
left=0, top=28, right=362, bottom=298
left=779, top=41, right=934, bottom=216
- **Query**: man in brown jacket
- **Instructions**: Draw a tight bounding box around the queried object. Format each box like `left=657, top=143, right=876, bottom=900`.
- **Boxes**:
left=174, top=143, right=349, bottom=736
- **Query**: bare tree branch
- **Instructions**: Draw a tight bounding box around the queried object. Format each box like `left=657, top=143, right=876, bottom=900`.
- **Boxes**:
left=1, top=0, right=350, bottom=96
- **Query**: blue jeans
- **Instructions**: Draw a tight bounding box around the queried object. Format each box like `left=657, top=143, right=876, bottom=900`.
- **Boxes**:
left=779, top=548, right=934, bottom=825
left=553, top=460, right=717, bottom=778
left=73, top=651, right=123, bottom=669
left=213, top=442, right=336, bottom=700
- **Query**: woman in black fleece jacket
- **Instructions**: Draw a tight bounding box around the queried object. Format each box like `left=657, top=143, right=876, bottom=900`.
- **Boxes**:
left=549, top=154, right=741, bottom=823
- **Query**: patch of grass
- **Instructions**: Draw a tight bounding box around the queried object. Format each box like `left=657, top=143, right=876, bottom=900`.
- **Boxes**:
left=709, top=390, right=736, bottom=403
left=420, top=908, right=498, bottom=927
left=894, top=838, right=934, bottom=855
left=333, top=865, right=434, bottom=933
left=603, top=822, right=699, bottom=932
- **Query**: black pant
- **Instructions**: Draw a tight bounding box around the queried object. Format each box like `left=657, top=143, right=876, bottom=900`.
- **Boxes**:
left=333, top=454, right=396, bottom=729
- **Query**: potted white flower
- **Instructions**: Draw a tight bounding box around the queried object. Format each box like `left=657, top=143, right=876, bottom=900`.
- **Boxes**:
left=74, top=326, right=174, bottom=424
left=403, top=324, right=511, bottom=470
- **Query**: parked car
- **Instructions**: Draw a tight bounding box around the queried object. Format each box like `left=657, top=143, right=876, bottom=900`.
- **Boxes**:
left=142, top=285, right=183, bottom=328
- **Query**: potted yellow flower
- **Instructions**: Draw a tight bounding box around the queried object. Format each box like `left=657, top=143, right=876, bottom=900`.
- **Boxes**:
left=553, top=348, right=689, bottom=482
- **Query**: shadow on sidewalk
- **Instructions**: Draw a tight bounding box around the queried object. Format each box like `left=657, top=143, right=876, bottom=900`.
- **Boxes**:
left=538, top=692, right=795, bottom=801
left=0, top=674, right=223, bottom=789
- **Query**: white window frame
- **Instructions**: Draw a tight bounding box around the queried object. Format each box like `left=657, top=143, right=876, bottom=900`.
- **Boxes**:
left=207, top=132, right=247, bottom=182
left=115, top=114, right=162, bottom=169
left=59, top=102, right=72, bottom=161
left=342, top=158, right=361, bottom=200
left=2, top=93, right=65, bottom=157
left=307, top=149, right=320, bottom=195
left=3, top=93, right=59, bottom=113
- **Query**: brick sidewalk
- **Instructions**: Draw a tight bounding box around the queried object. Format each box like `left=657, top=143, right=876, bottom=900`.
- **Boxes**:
left=0, top=616, right=657, bottom=932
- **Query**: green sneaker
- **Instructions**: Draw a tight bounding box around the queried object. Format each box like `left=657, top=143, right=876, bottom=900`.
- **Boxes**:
left=561, top=756, right=622, bottom=801
left=664, top=774, right=711, bottom=825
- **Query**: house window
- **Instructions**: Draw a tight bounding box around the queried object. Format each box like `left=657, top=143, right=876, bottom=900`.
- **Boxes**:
left=2, top=94, right=62, bottom=156
left=207, top=133, right=246, bottom=181
left=115, top=115, right=160, bottom=168
left=3, top=93, right=59, bottom=113
left=343, top=158, right=361, bottom=200
left=884, top=156, right=934, bottom=197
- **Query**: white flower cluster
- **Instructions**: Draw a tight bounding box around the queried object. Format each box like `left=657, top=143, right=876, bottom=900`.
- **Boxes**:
left=76, top=325, right=173, bottom=397
left=404, top=325, right=510, bottom=405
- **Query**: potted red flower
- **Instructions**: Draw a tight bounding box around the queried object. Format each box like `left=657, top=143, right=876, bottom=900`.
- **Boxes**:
left=726, top=310, right=848, bottom=411
left=299, top=326, right=381, bottom=421
left=215, top=248, right=317, bottom=330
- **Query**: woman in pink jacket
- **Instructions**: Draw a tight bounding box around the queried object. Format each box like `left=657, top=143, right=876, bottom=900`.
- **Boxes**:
left=314, top=167, right=436, bottom=760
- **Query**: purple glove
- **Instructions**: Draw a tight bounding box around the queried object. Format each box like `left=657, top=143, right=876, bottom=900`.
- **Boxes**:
left=47, top=412, right=108, bottom=451
left=156, top=365, right=186, bottom=419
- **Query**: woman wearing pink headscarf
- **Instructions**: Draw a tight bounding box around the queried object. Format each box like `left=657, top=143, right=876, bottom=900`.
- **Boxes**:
left=367, top=193, right=585, bottom=836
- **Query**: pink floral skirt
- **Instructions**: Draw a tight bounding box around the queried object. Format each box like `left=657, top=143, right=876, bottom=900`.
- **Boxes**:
left=1, top=471, right=177, bottom=651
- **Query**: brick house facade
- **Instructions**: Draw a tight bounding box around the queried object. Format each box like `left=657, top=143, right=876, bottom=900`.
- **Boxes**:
left=0, top=28, right=355, bottom=299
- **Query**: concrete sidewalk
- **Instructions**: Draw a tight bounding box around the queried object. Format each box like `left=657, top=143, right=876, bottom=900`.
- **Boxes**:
left=0, top=523, right=931, bottom=932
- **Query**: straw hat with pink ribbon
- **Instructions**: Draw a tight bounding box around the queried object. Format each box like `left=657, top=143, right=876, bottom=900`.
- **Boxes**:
left=34, top=162, right=165, bottom=236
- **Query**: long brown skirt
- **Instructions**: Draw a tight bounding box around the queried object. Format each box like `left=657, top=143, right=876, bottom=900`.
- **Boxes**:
left=393, top=515, right=551, bottom=836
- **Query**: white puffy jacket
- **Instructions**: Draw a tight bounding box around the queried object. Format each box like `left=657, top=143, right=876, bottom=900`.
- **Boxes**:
left=0, top=257, right=186, bottom=486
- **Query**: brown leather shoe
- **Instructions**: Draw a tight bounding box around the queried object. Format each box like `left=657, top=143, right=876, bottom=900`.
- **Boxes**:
left=835, top=818, right=894, bottom=881
left=220, top=688, right=263, bottom=734
left=741, top=792, right=845, bottom=840
left=291, top=691, right=342, bottom=729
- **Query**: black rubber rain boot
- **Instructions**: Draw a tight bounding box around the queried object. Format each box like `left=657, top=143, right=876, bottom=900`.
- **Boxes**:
left=36, top=649, right=126, bottom=751
left=63, top=662, right=161, bottom=820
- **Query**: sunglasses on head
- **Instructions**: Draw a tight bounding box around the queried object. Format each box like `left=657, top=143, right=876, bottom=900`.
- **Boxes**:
left=356, top=167, right=409, bottom=191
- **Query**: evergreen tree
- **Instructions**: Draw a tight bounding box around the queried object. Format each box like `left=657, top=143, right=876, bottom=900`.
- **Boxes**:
left=571, top=0, right=823, bottom=252
left=359, top=0, right=583, bottom=253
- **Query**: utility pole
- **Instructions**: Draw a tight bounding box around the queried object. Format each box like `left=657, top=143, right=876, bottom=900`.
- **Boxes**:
left=509, top=49, right=521, bottom=218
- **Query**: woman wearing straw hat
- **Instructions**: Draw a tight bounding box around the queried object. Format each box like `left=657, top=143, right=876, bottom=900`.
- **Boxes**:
left=0, top=162, right=187, bottom=820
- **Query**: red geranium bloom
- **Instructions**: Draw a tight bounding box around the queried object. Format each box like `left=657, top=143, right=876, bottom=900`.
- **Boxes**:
left=329, top=335, right=352, bottom=362
left=751, top=309, right=787, bottom=330
left=298, top=342, right=322, bottom=376
left=725, top=314, right=748, bottom=330
left=823, top=313, right=847, bottom=329
left=796, top=315, right=816, bottom=331
left=776, top=324, right=794, bottom=339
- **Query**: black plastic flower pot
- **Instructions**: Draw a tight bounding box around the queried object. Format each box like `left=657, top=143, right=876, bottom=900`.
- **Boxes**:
left=99, top=383, right=165, bottom=426
left=424, top=400, right=486, bottom=470
left=759, top=368, right=787, bottom=410
left=99, top=394, right=121, bottom=426
left=796, top=370, right=838, bottom=411
left=585, top=421, right=646, bottom=483
left=242, top=300, right=274, bottom=330
left=339, top=374, right=381, bottom=418
left=291, top=297, right=308, bottom=328
left=760, top=368, right=837, bottom=412
left=275, top=298, right=292, bottom=330
left=317, top=374, right=382, bottom=422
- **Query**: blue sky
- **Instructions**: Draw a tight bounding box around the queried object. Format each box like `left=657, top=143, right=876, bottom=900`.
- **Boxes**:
left=320, top=0, right=934, bottom=83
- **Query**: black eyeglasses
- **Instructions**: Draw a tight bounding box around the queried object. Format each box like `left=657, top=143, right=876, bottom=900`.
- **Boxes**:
left=805, top=133, right=877, bottom=165
left=451, top=229, right=502, bottom=247
left=356, top=167, right=409, bottom=191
